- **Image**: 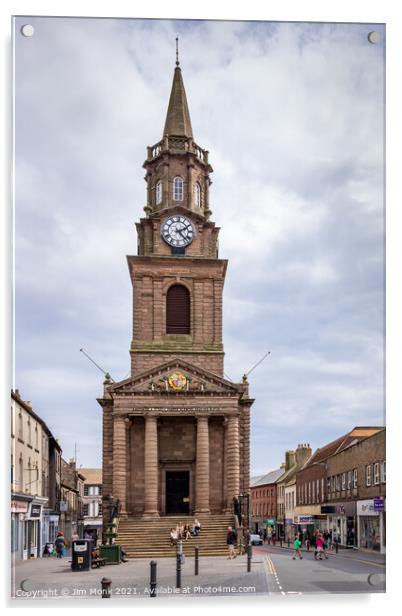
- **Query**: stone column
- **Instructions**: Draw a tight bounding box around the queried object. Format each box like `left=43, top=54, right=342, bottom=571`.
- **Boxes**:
left=112, top=415, right=128, bottom=515
left=226, top=415, right=240, bottom=509
left=143, top=415, right=159, bottom=518
left=195, top=416, right=210, bottom=513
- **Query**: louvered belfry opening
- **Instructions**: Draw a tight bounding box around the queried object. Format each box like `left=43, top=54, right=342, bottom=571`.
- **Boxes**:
left=166, top=284, right=190, bottom=334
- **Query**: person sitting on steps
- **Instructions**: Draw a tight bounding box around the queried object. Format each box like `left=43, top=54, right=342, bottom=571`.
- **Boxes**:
left=183, top=524, right=191, bottom=541
left=192, top=518, right=201, bottom=536
left=170, top=527, right=178, bottom=546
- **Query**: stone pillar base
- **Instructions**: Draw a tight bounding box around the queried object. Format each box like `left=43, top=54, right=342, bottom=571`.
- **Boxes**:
left=194, top=508, right=210, bottom=515
left=142, top=512, right=160, bottom=520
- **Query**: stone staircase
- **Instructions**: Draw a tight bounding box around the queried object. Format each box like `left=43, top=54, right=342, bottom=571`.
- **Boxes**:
left=117, top=513, right=234, bottom=558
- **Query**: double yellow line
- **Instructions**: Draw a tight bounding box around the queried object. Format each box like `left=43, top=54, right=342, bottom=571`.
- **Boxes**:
left=266, top=554, right=277, bottom=575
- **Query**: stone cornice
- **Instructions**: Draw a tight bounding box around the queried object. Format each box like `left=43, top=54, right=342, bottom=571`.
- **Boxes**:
left=113, top=407, right=241, bottom=418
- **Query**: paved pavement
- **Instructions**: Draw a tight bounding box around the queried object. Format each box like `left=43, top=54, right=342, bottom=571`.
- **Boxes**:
left=11, top=545, right=385, bottom=601
left=12, top=552, right=269, bottom=601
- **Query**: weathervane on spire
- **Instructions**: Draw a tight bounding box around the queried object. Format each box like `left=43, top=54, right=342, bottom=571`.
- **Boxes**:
left=176, top=36, right=180, bottom=66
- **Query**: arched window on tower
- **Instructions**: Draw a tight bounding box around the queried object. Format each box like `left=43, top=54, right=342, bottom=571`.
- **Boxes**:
left=166, top=284, right=190, bottom=334
left=194, top=181, right=202, bottom=208
left=156, top=180, right=162, bottom=205
left=173, top=176, right=184, bottom=201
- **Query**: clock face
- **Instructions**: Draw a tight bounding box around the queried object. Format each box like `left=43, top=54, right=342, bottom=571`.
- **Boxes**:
left=161, top=215, right=195, bottom=247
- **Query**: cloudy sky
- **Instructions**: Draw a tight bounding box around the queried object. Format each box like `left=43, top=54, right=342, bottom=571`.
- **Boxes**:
left=13, top=16, right=385, bottom=474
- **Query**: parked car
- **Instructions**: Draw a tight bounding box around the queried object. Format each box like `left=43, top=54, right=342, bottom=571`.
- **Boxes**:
left=249, top=533, right=263, bottom=545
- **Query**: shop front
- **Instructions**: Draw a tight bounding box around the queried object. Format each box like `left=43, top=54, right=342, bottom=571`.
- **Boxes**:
left=11, top=494, right=32, bottom=561
left=42, top=510, right=60, bottom=551
left=323, top=502, right=357, bottom=547
left=357, top=498, right=385, bottom=553
left=294, top=513, right=328, bottom=541
left=24, top=497, right=48, bottom=559
left=284, top=518, right=293, bottom=540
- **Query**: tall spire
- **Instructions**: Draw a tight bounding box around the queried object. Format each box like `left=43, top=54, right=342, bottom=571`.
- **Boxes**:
left=163, top=38, right=193, bottom=139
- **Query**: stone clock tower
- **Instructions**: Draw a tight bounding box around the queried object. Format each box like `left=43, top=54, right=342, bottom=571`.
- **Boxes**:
left=99, top=54, right=253, bottom=529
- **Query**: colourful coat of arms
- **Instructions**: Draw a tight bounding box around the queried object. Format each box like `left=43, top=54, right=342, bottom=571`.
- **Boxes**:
left=168, top=371, right=187, bottom=390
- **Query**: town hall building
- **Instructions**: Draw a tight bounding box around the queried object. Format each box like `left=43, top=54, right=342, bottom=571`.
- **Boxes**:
left=98, top=51, right=253, bottom=533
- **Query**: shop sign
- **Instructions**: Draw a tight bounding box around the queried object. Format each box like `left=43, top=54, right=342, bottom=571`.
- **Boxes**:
left=374, top=497, right=384, bottom=512
left=30, top=505, right=41, bottom=518
left=297, top=515, right=313, bottom=523
left=336, top=505, right=345, bottom=514
left=265, top=518, right=276, bottom=525
left=321, top=506, right=335, bottom=514
left=357, top=500, right=378, bottom=516
left=11, top=500, right=28, bottom=514
left=285, top=518, right=293, bottom=525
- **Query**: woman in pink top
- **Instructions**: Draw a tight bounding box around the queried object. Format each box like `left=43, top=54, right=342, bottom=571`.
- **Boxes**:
left=315, top=534, right=328, bottom=560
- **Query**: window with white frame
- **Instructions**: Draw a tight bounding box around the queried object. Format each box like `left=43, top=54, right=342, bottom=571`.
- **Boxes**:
left=353, top=468, right=358, bottom=488
left=336, top=475, right=341, bottom=491
left=173, top=176, right=184, bottom=201
left=312, top=480, right=315, bottom=502
left=347, top=470, right=352, bottom=489
left=18, top=413, right=23, bottom=440
left=27, top=419, right=31, bottom=445
left=366, top=464, right=372, bottom=487
left=83, top=503, right=89, bottom=516
left=322, top=477, right=324, bottom=499
left=327, top=477, right=331, bottom=493
left=316, top=479, right=320, bottom=501
left=373, top=462, right=380, bottom=485
left=35, top=425, right=39, bottom=449
left=194, top=181, right=201, bottom=207
left=380, top=461, right=386, bottom=483
left=308, top=482, right=311, bottom=503
left=342, top=473, right=346, bottom=490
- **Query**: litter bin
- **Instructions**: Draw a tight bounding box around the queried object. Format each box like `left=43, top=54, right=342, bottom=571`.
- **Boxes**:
left=99, top=544, right=121, bottom=564
left=71, top=539, right=92, bottom=571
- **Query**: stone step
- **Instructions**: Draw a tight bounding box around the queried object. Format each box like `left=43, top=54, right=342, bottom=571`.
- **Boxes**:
left=117, top=514, right=234, bottom=558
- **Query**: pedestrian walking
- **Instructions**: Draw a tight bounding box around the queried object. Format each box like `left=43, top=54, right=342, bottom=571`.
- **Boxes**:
left=227, top=526, right=237, bottom=559
left=54, top=532, right=65, bottom=558
left=315, top=533, right=328, bottom=560
left=292, top=535, right=303, bottom=560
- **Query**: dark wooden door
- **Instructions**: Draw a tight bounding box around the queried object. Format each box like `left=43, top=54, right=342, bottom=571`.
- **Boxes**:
left=165, top=471, right=190, bottom=514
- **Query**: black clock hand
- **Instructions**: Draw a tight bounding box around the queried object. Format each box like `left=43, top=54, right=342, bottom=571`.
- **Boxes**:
left=177, top=227, right=187, bottom=239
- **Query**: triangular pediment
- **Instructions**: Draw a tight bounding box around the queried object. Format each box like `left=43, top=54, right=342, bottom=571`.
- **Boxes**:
left=109, top=358, right=241, bottom=395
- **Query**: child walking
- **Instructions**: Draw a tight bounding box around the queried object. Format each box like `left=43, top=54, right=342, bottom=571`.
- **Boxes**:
left=292, top=534, right=303, bottom=560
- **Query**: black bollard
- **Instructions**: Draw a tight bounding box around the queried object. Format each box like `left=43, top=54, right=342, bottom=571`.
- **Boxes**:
left=287, top=537, right=290, bottom=548
left=101, top=577, right=112, bottom=599
left=247, top=544, right=252, bottom=572
left=150, top=560, right=157, bottom=598
left=280, top=536, right=282, bottom=548
left=195, top=545, right=199, bottom=576
left=176, top=551, right=181, bottom=589
left=335, top=541, right=339, bottom=554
